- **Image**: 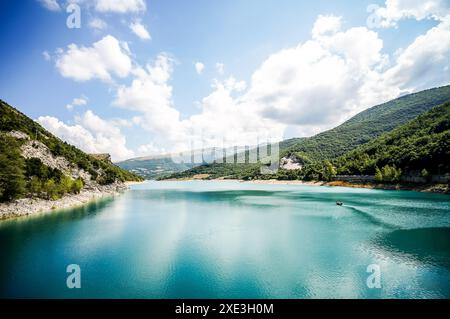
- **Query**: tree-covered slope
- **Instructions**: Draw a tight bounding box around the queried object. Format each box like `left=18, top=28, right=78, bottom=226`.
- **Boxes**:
left=163, top=85, right=450, bottom=180
left=284, top=85, right=450, bottom=161
left=334, top=101, right=450, bottom=177
left=0, top=100, right=142, bottom=202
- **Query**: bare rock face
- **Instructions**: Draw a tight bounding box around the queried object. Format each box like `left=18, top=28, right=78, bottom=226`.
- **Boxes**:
left=20, top=139, right=92, bottom=183
left=7, top=131, right=30, bottom=140
left=280, top=155, right=304, bottom=170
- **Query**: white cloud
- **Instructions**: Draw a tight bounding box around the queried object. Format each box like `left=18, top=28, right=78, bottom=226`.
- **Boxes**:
left=42, top=51, right=51, bottom=61
left=66, top=96, right=88, bottom=110
left=238, top=24, right=394, bottom=136
left=38, top=0, right=61, bottom=11
left=374, top=0, right=450, bottom=27
left=56, top=35, right=132, bottom=82
left=129, top=20, right=151, bottom=40
left=114, top=54, right=183, bottom=146
left=38, top=110, right=134, bottom=161
left=95, top=0, right=146, bottom=13
left=222, top=76, right=247, bottom=92
left=312, top=15, right=342, bottom=38
left=89, top=18, right=107, bottom=31
left=384, top=16, right=450, bottom=91
left=216, top=63, right=225, bottom=75
left=195, top=62, right=205, bottom=75
left=109, top=12, right=450, bottom=155
left=114, top=55, right=283, bottom=153
left=47, top=6, right=450, bottom=157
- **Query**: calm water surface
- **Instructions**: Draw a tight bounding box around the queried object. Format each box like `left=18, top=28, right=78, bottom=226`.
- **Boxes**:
left=1, top=181, right=449, bottom=298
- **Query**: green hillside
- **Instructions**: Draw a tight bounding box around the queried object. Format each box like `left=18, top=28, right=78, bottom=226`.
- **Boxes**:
left=334, top=101, right=450, bottom=178
left=283, top=85, right=450, bottom=161
left=117, top=156, right=197, bottom=180
left=0, top=100, right=142, bottom=202
left=163, top=85, right=450, bottom=180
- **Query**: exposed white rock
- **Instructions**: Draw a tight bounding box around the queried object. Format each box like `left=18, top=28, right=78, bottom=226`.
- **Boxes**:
left=20, top=139, right=92, bottom=183
left=280, top=155, right=303, bottom=170
left=7, top=131, right=30, bottom=140
left=0, top=131, right=130, bottom=220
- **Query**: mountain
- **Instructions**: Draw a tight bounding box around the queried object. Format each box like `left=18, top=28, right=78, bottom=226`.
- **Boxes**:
left=334, top=100, right=450, bottom=180
left=0, top=100, right=142, bottom=202
left=116, top=147, right=240, bottom=180
left=117, top=155, right=197, bottom=180
left=281, top=85, right=450, bottom=161
left=163, top=85, right=450, bottom=180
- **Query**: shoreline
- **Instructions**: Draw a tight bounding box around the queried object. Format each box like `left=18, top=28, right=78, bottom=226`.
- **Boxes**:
left=161, top=178, right=449, bottom=194
left=0, top=183, right=129, bottom=221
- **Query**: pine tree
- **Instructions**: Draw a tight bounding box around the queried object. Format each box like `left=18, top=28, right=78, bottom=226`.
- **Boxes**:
left=0, top=136, right=26, bottom=202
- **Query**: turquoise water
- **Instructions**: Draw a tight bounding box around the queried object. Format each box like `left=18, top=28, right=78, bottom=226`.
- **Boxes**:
left=1, top=181, right=449, bottom=298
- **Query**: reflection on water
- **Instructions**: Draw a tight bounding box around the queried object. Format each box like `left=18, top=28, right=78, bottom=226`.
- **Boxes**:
left=373, top=228, right=450, bottom=269
left=0, top=181, right=449, bottom=299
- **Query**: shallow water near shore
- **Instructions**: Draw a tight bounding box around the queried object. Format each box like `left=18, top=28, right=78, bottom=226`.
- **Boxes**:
left=1, top=181, right=449, bottom=298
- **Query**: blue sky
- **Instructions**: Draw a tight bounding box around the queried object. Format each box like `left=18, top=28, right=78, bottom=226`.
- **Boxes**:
left=0, top=0, right=449, bottom=161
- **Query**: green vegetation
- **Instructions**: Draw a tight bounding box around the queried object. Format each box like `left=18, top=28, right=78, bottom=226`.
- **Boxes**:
left=0, top=135, right=26, bottom=201
left=0, top=100, right=143, bottom=203
left=24, top=157, right=84, bottom=200
left=162, top=85, right=450, bottom=181
left=283, top=85, right=450, bottom=162
left=374, top=165, right=402, bottom=183
left=334, top=101, right=450, bottom=177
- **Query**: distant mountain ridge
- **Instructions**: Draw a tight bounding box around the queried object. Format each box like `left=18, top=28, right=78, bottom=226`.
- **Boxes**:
left=161, top=85, right=450, bottom=180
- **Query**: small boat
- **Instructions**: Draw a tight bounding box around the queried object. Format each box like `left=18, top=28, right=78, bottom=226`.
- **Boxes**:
left=336, top=201, right=343, bottom=206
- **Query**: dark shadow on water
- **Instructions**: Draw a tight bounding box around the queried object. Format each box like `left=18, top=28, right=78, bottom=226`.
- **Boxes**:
left=373, top=227, right=450, bottom=269
left=345, top=206, right=398, bottom=230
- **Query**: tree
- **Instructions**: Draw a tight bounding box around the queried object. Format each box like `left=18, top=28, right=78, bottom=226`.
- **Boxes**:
left=71, top=178, right=84, bottom=194
left=322, top=161, right=337, bottom=181
left=43, top=179, right=58, bottom=200
left=28, top=176, right=42, bottom=195
left=0, top=136, right=26, bottom=202
left=375, top=167, right=383, bottom=182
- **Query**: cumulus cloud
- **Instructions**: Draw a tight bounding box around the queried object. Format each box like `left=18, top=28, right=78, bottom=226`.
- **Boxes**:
left=38, top=110, right=134, bottom=161
left=129, top=20, right=151, bottom=40
left=66, top=96, right=88, bottom=110
left=114, top=55, right=283, bottom=153
left=95, top=0, right=146, bottom=13
left=195, top=62, right=205, bottom=74
left=38, top=0, right=61, bottom=11
left=312, top=15, right=342, bottom=38
left=42, top=51, right=51, bottom=61
left=106, top=11, right=450, bottom=155
left=215, top=63, right=225, bottom=75
left=374, top=0, right=450, bottom=27
left=89, top=18, right=107, bottom=31
left=238, top=22, right=393, bottom=136
left=47, top=6, right=450, bottom=157
left=114, top=54, right=184, bottom=147
left=384, top=16, right=450, bottom=91
left=55, top=35, right=132, bottom=82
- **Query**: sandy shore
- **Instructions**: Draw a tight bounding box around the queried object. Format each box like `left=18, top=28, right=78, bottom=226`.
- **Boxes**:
left=125, top=181, right=146, bottom=186
left=0, top=183, right=128, bottom=221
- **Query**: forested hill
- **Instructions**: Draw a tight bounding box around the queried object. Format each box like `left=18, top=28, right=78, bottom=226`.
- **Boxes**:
left=283, top=85, right=450, bottom=161
left=163, top=85, right=450, bottom=180
left=334, top=100, right=450, bottom=178
left=0, top=100, right=142, bottom=202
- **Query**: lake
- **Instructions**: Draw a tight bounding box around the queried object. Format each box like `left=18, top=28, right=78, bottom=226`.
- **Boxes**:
left=1, top=181, right=449, bottom=298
